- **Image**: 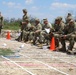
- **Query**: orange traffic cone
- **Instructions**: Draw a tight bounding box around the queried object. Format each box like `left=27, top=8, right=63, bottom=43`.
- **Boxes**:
left=6, top=31, right=11, bottom=40
left=50, top=37, right=56, bottom=51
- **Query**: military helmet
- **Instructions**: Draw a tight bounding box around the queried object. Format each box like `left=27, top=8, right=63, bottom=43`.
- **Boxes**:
left=23, top=9, right=27, bottom=13
left=68, top=13, right=71, bottom=16
left=55, top=18, right=59, bottom=22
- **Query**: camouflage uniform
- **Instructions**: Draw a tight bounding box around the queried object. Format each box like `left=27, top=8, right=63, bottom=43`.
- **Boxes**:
left=20, top=9, right=29, bottom=31
left=16, top=9, right=29, bottom=41
left=41, top=19, right=53, bottom=44
left=0, top=12, right=3, bottom=34
left=61, top=20, right=76, bottom=52
left=33, top=19, right=42, bottom=45
left=23, top=19, right=32, bottom=42
left=74, top=21, right=76, bottom=41
left=53, top=17, right=65, bottom=49
left=29, top=25, right=35, bottom=42
left=65, top=13, right=73, bottom=24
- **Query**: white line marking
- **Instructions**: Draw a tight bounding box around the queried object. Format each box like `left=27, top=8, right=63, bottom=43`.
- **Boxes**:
left=0, top=60, right=38, bottom=63
left=0, top=68, right=50, bottom=70
left=20, top=53, right=69, bottom=75
left=21, top=54, right=73, bottom=58
left=58, top=58, right=76, bottom=66
left=48, top=54, right=76, bottom=67
left=20, top=53, right=76, bottom=67
left=2, top=56, right=35, bottom=75
left=23, top=49, right=76, bottom=66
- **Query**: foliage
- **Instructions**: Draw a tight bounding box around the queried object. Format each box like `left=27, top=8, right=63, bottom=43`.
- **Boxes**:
left=0, top=48, right=14, bottom=56
left=3, top=17, right=53, bottom=30
left=3, top=18, right=22, bottom=30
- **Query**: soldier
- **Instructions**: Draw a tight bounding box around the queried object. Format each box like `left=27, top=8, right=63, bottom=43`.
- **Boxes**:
left=33, top=19, right=42, bottom=45
left=42, top=19, right=53, bottom=30
left=53, top=17, right=65, bottom=50
left=41, top=19, right=53, bottom=45
left=23, top=19, right=32, bottom=42
left=15, top=9, right=29, bottom=41
left=65, top=13, right=73, bottom=24
left=0, top=12, right=3, bottom=34
left=22, top=9, right=29, bottom=23
left=60, top=20, right=76, bottom=53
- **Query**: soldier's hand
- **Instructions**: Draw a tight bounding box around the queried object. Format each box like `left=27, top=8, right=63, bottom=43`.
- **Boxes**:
left=35, top=30, right=40, bottom=33
left=22, top=22, right=26, bottom=25
left=62, top=35, right=67, bottom=39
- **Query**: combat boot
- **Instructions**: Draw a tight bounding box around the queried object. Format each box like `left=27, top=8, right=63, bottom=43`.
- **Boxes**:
left=37, top=44, right=43, bottom=48
left=67, top=50, right=74, bottom=55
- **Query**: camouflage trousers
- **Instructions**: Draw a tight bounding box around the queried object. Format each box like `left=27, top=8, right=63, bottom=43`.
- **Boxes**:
left=33, top=31, right=43, bottom=45
left=16, top=31, right=23, bottom=42
left=60, top=34, right=76, bottom=51
left=0, top=25, right=2, bottom=34
left=40, top=31, right=51, bottom=45
left=53, top=33, right=60, bottom=48
left=29, top=32, right=34, bottom=41
left=23, top=30, right=30, bottom=42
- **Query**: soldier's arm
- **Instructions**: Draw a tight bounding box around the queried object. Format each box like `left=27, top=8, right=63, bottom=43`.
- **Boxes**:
left=1, top=16, right=4, bottom=25
left=35, top=25, right=42, bottom=33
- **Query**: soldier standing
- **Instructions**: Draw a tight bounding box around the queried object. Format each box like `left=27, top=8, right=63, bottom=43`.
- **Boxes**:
left=16, top=9, right=29, bottom=41
left=0, top=12, right=3, bottom=34
left=23, top=19, right=32, bottom=42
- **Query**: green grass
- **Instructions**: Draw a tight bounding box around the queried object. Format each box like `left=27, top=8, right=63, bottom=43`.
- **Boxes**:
left=3, top=25, right=19, bottom=30
left=0, top=48, right=14, bottom=56
left=3, top=22, right=20, bottom=30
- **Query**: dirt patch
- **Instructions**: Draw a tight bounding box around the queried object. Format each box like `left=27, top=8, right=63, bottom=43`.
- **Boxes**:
left=0, top=37, right=76, bottom=75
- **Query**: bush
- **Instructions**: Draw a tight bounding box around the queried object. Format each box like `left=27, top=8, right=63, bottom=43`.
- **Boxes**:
left=3, top=18, right=21, bottom=30
left=3, top=22, right=20, bottom=30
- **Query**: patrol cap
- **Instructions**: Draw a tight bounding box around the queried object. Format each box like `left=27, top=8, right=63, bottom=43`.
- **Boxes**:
left=55, top=18, right=59, bottom=21
left=43, top=18, right=48, bottom=21
left=35, top=18, right=40, bottom=22
left=23, top=9, right=27, bottom=13
left=67, top=16, right=72, bottom=20
left=69, top=20, right=74, bottom=23
left=57, top=16, right=62, bottom=20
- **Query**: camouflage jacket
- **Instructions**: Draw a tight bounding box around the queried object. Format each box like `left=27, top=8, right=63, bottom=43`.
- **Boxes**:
left=54, top=22, right=65, bottom=34
left=64, top=23, right=76, bottom=35
left=0, top=15, right=3, bottom=25
left=42, top=22, right=53, bottom=30
left=24, top=23, right=32, bottom=31
left=34, top=23, right=42, bottom=31
left=22, top=14, right=29, bottom=22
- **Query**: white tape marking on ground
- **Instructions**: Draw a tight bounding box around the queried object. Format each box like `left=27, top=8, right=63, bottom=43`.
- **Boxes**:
left=0, top=68, right=49, bottom=70
left=24, top=49, right=76, bottom=66
left=2, top=56, right=35, bottom=75
left=49, top=54, right=76, bottom=67
left=20, top=53, right=69, bottom=75
left=21, top=52, right=76, bottom=67
left=58, top=58, right=76, bottom=66
left=0, top=60, right=37, bottom=63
